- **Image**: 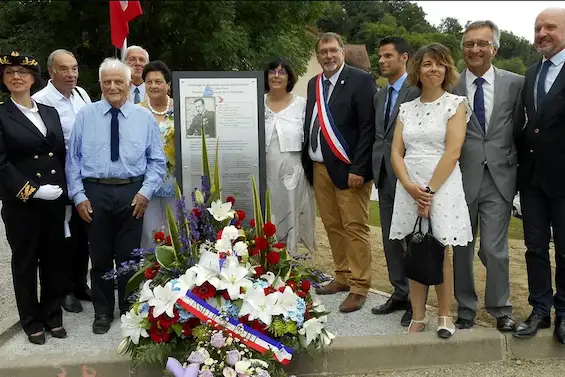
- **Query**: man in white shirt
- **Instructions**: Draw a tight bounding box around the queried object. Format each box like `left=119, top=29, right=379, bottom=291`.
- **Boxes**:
left=124, top=45, right=149, bottom=104
left=452, top=21, right=524, bottom=333
left=33, top=49, right=92, bottom=314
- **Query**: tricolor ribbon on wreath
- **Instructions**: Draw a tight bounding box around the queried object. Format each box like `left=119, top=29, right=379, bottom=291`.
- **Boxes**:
left=178, top=292, right=294, bottom=365
left=315, top=73, right=352, bottom=165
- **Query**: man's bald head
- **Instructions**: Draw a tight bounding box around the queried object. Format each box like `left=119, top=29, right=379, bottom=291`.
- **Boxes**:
left=535, top=7, right=565, bottom=58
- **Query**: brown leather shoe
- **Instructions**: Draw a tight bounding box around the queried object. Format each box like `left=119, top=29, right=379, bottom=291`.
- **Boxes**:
left=339, top=293, right=366, bottom=313
left=315, top=280, right=350, bottom=295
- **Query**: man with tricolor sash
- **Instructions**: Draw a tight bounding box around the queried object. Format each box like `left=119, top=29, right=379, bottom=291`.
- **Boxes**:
left=302, top=32, right=377, bottom=313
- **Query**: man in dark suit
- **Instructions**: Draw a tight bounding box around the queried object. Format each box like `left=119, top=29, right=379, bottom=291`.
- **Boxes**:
left=514, top=7, right=565, bottom=344
left=188, top=98, right=215, bottom=137
left=302, top=32, right=377, bottom=313
left=371, top=37, right=419, bottom=326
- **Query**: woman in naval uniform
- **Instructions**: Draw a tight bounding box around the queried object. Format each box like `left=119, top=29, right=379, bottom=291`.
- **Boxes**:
left=0, top=51, right=68, bottom=344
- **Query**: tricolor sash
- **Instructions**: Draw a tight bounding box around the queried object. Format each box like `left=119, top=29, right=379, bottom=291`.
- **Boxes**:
left=178, top=292, right=293, bottom=365
left=315, top=73, right=352, bottom=164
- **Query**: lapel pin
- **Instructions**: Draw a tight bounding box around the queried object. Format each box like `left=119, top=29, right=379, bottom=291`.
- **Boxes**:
left=341, top=80, right=345, bottom=85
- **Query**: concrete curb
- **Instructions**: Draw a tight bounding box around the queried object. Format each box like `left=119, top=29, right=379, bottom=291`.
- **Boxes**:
left=0, top=313, right=20, bottom=347
left=0, top=328, right=563, bottom=376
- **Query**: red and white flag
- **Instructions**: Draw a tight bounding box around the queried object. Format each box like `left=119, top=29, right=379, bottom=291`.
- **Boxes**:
left=109, top=0, right=143, bottom=49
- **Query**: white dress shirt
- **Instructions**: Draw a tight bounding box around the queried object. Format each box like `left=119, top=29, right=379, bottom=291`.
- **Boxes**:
left=32, top=80, right=91, bottom=147
left=129, top=82, right=146, bottom=103
left=11, top=98, right=47, bottom=137
left=465, top=66, right=495, bottom=131
left=534, top=47, right=565, bottom=109
left=308, top=63, right=345, bottom=162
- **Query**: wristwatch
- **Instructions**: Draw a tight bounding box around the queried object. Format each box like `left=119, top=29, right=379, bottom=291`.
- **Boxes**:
left=425, top=186, right=435, bottom=195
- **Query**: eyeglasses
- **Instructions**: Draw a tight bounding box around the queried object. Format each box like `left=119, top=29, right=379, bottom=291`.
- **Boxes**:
left=317, top=48, right=343, bottom=57
left=268, top=68, right=288, bottom=76
left=463, top=40, right=494, bottom=49
left=3, top=69, right=32, bottom=77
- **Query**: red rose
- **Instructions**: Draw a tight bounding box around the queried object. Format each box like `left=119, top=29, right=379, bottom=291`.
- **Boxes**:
left=253, top=266, right=266, bottom=277
left=166, top=235, right=172, bottom=246
left=263, top=222, right=276, bottom=237
left=254, top=236, right=268, bottom=251
left=162, top=331, right=172, bottom=343
left=144, top=267, right=157, bottom=280
left=217, top=229, right=223, bottom=239
left=191, top=281, right=217, bottom=300
left=273, top=242, right=286, bottom=249
left=300, top=280, right=311, bottom=292
left=191, top=208, right=201, bottom=217
left=249, top=247, right=260, bottom=256
left=286, top=280, right=298, bottom=292
left=266, top=251, right=280, bottom=265
left=182, top=322, right=194, bottom=337
left=250, top=219, right=256, bottom=227
left=220, top=290, right=231, bottom=300
left=278, top=286, right=286, bottom=293
left=236, top=210, right=246, bottom=221
left=264, top=286, right=276, bottom=295
left=297, top=291, right=307, bottom=299
left=154, top=231, right=165, bottom=243
left=226, top=196, right=236, bottom=205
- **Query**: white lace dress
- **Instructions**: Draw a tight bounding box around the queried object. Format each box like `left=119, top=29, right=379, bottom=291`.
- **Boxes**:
left=389, top=92, right=473, bottom=247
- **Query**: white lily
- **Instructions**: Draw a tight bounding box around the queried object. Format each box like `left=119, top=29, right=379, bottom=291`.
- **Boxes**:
left=207, top=200, right=235, bottom=222
left=138, top=280, right=154, bottom=303
left=271, top=286, right=298, bottom=316
left=148, top=281, right=183, bottom=318
left=239, top=287, right=280, bottom=326
left=215, top=238, right=233, bottom=255
left=320, top=329, right=336, bottom=346
left=260, top=272, right=276, bottom=285
left=120, top=309, right=149, bottom=345
left=174, top=268, right=198, bottom=295
left=221, top=225, right=239, bottom=241
left=219, top=263, right=253, bottom=300
left=232, top=241, right=248, bottom=257
left=298, top=317, right=324, bottom=347
left=272, top=276, right=287, bottom=290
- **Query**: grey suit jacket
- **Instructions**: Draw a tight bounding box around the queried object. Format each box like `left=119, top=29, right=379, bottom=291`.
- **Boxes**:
left=453, top=67, right=524, bottom=204
left=372, top=81, right=420, bottom=189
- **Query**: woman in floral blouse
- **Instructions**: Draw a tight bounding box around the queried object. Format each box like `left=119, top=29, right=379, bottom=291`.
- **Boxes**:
left=139, top=60, right=175, bottom=249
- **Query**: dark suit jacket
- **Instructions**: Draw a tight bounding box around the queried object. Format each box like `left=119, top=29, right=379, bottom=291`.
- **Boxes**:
left=0, top=99, right=68, bottom=203
left=301, top=64, right=377, bottom=189
left=515, top=60, right=565, bottom=198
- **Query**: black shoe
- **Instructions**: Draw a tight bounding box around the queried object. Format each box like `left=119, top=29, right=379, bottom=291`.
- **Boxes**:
left=28, top=332, right=46, bottom=345
left=92, top=315, right=113, bottom=334
left=62, top=294, right=83, bottom=313
left=48, top=327, right=67, bottom=339
left=400, top=307, right=413, bottom=327
left=496, top=316, right=516, bottom=332
left=75, top=288, right=92, bottom=302
left=554, top=316, right=565, bottom=344
left=371, top=297, right=410, bottom=315
left=455, top=318, right=475, bottom=329
left=513, top=312, right=551, bottom=338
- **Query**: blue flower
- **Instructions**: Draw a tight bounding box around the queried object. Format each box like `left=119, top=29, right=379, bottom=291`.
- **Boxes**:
left=175, top=303, right=195, bottom=322
left=139, top=302, right=149, bottom=315
left=252, top=280, right=269, bottom=289
left=287, top=297, right=306, bottom=327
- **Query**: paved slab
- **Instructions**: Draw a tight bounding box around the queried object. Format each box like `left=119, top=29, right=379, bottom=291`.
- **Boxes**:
left=0, top=202, right=18, bottom=323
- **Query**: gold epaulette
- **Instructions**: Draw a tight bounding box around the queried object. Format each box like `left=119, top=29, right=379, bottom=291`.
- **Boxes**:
left=16, top=181, right=37, bottom=202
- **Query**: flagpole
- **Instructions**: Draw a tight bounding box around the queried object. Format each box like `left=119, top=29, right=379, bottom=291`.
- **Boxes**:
left=121, top=38, right=128, bottom=62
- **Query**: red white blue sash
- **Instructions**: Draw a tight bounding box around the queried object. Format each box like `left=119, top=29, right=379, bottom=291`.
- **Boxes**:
left=315, top=73, right=352, bottom=164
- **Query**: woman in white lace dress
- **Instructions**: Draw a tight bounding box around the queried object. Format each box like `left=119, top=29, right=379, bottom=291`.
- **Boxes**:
left=263, top=57, right=316, bottom=254
left=390, top=43, right=473, bottom=338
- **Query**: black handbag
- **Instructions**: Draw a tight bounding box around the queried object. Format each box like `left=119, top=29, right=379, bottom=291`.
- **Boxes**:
left=404, top=216, right=445, bottom=286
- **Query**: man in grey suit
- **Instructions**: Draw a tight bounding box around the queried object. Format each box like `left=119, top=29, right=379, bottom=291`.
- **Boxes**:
left=452, top=20, right=523, bottom=332
left=371, top=37, right=420, bottom=327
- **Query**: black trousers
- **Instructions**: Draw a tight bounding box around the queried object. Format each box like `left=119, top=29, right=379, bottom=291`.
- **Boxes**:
left=521, top=184, right=565, bottom=317
left=84, top=181, right=143, bottom=317
left=63, top=206, right=90, bottom=295
left=1, top=200, right=65, bottom=335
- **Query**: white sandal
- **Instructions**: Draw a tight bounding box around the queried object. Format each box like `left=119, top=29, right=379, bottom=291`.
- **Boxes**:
left=437, top=316, right=456, bottom=339
left=406, top=314, right=429, bottom=333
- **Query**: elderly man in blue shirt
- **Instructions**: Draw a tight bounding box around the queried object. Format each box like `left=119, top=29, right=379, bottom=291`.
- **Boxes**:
left=66, top=57, right=165, bottom=334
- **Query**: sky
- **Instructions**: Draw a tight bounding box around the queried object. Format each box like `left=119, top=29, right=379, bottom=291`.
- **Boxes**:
left=414, top=1, right=565, bottom=42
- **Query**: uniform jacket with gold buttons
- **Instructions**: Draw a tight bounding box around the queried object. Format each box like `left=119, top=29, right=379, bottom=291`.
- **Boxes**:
left=0, top=99, right=68, bottom=203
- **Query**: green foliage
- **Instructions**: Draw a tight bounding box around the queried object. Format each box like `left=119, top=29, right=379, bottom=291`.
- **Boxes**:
left=0, top=0, right=325, bottom=98
left=494, top=57, right=527, bottom=75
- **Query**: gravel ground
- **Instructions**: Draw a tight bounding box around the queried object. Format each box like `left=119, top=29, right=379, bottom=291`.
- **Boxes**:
left=347, top=359, right=565, bottom=376
left=0, top=203, right=17, bottom=323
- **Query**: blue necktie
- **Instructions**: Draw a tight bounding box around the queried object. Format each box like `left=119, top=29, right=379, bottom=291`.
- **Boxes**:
left=109, top=107, right=120, bottom=162
left=537, top=60, right=552, bottom=110
left=473, top=77, right=486, bottom=134
left=133, top=87, right=140, bottom=104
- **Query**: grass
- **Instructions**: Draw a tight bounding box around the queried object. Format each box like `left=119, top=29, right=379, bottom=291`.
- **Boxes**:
left=367, top=201, right=524, bottom=240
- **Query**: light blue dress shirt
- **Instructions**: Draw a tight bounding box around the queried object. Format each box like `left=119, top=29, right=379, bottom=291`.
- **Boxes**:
left=384, top=72, right=408, bottom=119
left=66, top=99, right=166, bottom=206
left=534, top=48, right=565, bottom=109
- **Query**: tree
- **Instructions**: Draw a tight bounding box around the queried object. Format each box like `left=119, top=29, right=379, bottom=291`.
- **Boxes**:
left=0, top=0, right=326, bottom=98
left=438, top=17, right=463, bottom=37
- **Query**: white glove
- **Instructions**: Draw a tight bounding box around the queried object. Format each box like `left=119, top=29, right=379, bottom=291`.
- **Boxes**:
left=34, top=184, right=63, bottom=201
left=64, top=205, right=72, bottom=223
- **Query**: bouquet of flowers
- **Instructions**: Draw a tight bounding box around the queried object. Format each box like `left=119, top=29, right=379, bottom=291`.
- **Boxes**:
left=117, top=133, right=333, bottom=376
